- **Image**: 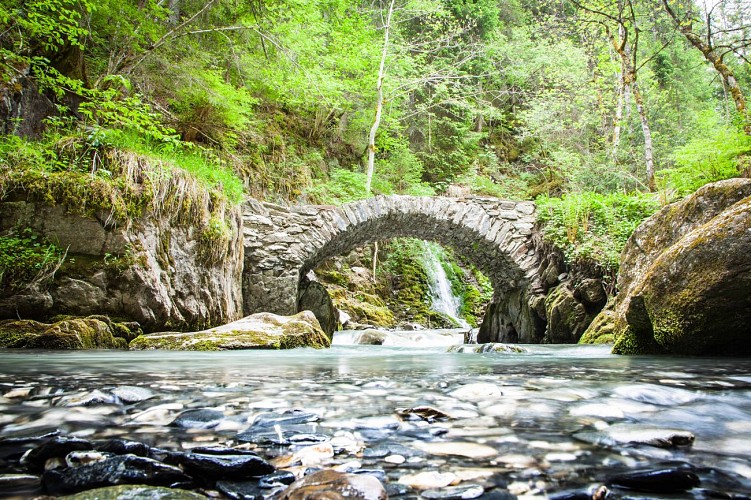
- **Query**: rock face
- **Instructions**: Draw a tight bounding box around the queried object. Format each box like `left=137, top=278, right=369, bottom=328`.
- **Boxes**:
left=0, top=317, right=137, bottom=349
left=129, top=311, right=331, bottom=350
left=584, top=179, right=751, bottom=355
left=0, top=201, right=244, bottom=332
left=297, top=276, right=338, bottom=339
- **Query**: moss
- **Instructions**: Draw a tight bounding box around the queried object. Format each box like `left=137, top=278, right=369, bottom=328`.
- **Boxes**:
left=579, top=309, right=616, bottom=345
left=0, top=318, right=127, bottom=349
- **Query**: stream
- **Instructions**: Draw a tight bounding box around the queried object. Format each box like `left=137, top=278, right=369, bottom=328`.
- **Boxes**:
left=1, top=334, right=751, bottom=498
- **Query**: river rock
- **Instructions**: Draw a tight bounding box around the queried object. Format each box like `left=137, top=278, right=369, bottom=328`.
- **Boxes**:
left=298, top=278, right=338, bottom=339
left=448, top=343, right=527, bottom=353
left=167, top=450, right=274, bottom=479
left=421, top=484, right=485, bottom=499
left=574, top=423, right=695, bottom=449
left=169, top=409, right=225, bottom=429
left=398, top=471, right=458, bottom=490
left=582, top=178, right=751, bottom=355
left=21, top=436, right=94, bottom=472
left=544, top=285, right=594, bottom=343
left=0, top=318, right=129, bottom=349
left=95, top=439, right=150, bottom=457
left=42, top=454, right=192, bottom=495
left=449, top=382, right=503, bottom=401
left=413, top=441, right=498, bottom=459
left=278, top=469, right=387, bottom=500
left=607, top=467, right=701, bottom=492
left=111, top=385, right=155, bottom=404
left=129, top=311, right=331, bottom=350
left=63, top=485, right=206, bottom=499
left=0, top=474, right=42, bottom=495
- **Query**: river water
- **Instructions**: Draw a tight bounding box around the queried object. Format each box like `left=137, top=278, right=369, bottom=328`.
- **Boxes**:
left=1, top=334, right=751, bottom=498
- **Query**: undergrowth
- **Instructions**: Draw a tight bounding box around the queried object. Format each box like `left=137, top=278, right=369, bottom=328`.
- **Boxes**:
left=536, top=192, right=660, bottom=274
left=0, top=228, right=66, bottom=294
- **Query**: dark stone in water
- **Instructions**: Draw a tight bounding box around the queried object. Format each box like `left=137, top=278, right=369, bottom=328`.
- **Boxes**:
left=351, top=469, right=387, bottom=481
left=236, top=424, right=329, bottom=445
left=42, top=454, right=192, bottom=495
left=170, top=452, right=275, bottom=480
left=22, top=436, right=93, bottom=472
left=384, top=482, right=413, bottom=497
left=0, top=430, right=60, bottom=461
left=396, top=406, right=452, bottom=423
left=259, top=470, right=296, bottom=488
left=608, top=467, right=701, bottom=493
left=0, top=473, right=42, bottom=495
left=169, top=409, right=225, bottom=429
left=95, top=439, right=150, bottom=457
left=188, top=446, right=265, bottom=456
left=251, top=409, right=319, bottom=427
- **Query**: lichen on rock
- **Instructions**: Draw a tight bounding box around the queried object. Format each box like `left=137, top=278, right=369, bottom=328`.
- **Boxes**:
left=0, top=316, right=134, bottom=349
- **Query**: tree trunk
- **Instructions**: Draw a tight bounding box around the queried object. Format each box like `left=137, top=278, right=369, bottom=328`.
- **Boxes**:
left=365, top=0, right=396, bottom=195
left=661, top=0, right=750, bottom=134
left=168, top=0, right=181, bottom=24
left=611, top=68, right=625, bottom=159
left=631, top=81, right=656, bottom=191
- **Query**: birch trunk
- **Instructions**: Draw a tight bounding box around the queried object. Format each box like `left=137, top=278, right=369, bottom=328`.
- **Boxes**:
left=365, top=0, right=396, bottom=194
left=631, top=81, right=656, bottom=191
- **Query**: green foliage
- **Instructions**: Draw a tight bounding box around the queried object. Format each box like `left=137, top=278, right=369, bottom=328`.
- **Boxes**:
left=656, top=113, right=751, bottom=199
left=536, top=192, right=660, bottom=272
left=0, top=228, right=66, bottom=294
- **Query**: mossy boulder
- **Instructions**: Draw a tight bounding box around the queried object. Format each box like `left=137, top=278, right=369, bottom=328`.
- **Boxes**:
left=543, top=285, right=595, bottom=343
left=0, top=317, right=132, bottom=349
left=129, top=311, right=331, bottom=351
left=585, top=179, right=751, bottom=355
left=297, top=278, right=338, bottom=339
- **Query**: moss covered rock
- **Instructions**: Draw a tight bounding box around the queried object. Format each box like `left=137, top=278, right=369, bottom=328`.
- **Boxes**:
left=129, top=311, right=331, bottom=350
left=586, top=179, right=751, bottom=355
left=0, top=317, right=132, bottom=349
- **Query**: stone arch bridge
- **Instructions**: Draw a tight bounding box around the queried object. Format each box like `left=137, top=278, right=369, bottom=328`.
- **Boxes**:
left=243, top=195, right=545, bottom=339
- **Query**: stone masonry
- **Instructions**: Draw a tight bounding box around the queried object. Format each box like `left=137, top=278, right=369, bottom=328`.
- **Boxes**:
left=242, top=195, right=541, bottom=319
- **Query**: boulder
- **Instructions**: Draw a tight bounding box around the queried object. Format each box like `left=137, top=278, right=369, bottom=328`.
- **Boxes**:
left=297, top=278, right=338, bottom=339
left=583, top=179, right=751, bottom=355
left=543, top=285, right=594, bottom=343
left=0, top=317, right=133, bottom=349
left=129, top=311, right=331, bottom=350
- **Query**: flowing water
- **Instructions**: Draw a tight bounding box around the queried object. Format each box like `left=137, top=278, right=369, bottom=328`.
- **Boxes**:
left=1, top=336, right=751, bottom=498
left=422, top=243, right=471, bottom=329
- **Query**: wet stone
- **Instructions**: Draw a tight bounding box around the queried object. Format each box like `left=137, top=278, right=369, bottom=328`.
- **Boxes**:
left=95, top=438, right=150, bottom=457
left=573, top=424, right=695, bottom=449
left=421, top=483, right=485, bottom=499
left=0, top=473, right=42, bottom=495
left=62, top=484, right=207, bottom=499
left=607, top=467, right=701, bottom=493
left=167, top=450, right=274, bottom=479
left=259, top=470, right=297, bottom=488
left=58, top=390, right=116, bottom=407
left=278, top=469, right=387, bottom=500
left=111, top=385, right=155, bottom=404
left=22, top=436, right=93, bottom=472
left=237, top=423, right=329, bottom=445
left=396, top=406, right=452, bottom=423
left=251, top=409, right=320, bottom=427
left=42, top=454, right=192, bottom=495
left=169, top=408, right=225, bottom=429
left=217, top=479, right=282, bottom=500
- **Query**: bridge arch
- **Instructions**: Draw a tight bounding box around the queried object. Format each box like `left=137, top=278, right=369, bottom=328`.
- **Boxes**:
left=242, top=195, right=542, bottom=336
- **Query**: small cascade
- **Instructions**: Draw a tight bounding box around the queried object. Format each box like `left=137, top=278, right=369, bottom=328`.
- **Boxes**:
left=422, top=243, right=471, bottom=329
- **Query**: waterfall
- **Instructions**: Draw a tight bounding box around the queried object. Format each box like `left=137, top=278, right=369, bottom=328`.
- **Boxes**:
left=422, top=242, right=470, bottom=328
